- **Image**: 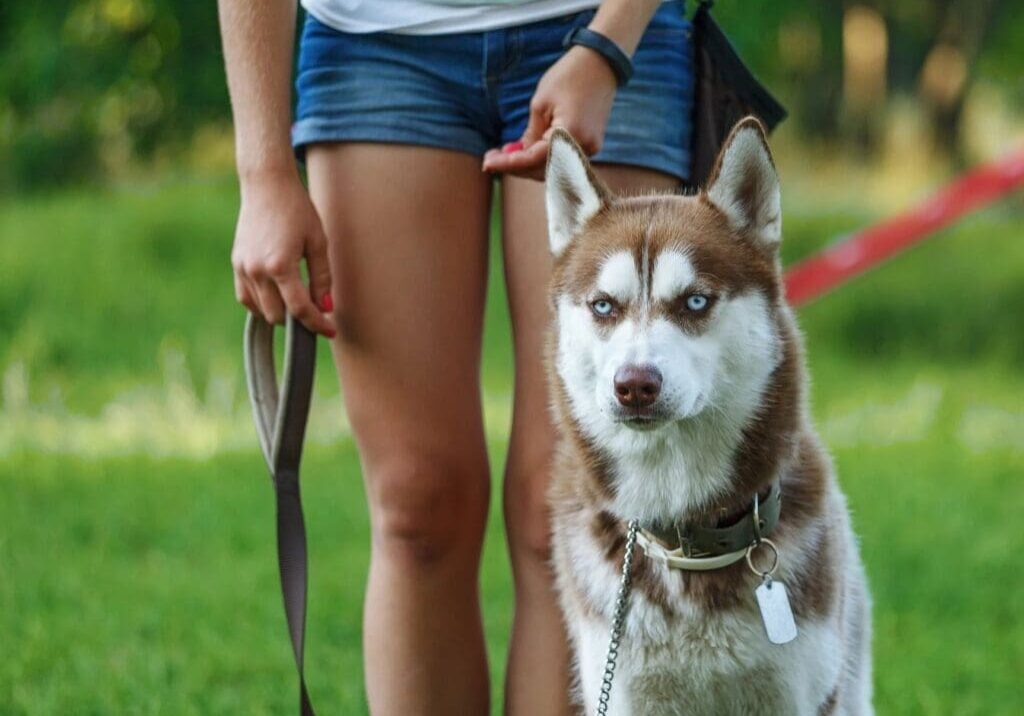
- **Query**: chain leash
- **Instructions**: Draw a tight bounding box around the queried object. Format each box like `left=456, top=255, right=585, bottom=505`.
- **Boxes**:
left=595, top=519, right=640, bottom=716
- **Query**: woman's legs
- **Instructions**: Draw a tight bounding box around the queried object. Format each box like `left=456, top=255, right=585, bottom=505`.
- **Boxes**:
left=306, top=144, right=493, bottom=715
left=500, top=166, right=680, bottom=716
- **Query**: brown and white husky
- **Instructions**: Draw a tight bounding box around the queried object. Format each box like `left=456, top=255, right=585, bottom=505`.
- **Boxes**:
left=544, top=118, right=872, bottom=715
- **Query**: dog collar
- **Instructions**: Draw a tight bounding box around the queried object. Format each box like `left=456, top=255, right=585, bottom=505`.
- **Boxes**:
left=638, top=481, right=782, bottom=571
left=638, top=531, right=749, bottom=570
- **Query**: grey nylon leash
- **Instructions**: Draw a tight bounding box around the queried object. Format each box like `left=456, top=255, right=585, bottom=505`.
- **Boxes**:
left=596, top=519, right=640, bottom=716
left=244, top=314, right=318, bottom=716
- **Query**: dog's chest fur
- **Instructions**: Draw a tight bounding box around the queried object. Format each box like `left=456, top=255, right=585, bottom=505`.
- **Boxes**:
left=550, top=444, right=859, bottom=715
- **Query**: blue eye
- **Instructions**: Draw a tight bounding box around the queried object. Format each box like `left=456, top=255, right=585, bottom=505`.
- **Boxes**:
left=685, top=294, right=710, bottom=312
left=591, top=299, right=615, bottom=317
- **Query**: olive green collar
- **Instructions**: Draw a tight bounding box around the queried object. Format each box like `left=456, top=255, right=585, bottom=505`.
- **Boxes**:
left=641, top=480, right=782, bottom=560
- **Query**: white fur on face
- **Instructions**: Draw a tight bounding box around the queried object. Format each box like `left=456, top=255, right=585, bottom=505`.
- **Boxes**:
left=546, top=135, right=604, bottom=256
left=705, top=124, right=781, bottom=249
left=607, top=292, right=782, bottom=521
left=596, top=251, right=640, bottom=304
left=556, top=247, right=782, bottom=521
left=651, top=250, right=696, bottom=302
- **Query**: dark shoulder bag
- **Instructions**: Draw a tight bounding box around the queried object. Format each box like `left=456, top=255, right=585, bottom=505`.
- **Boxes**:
left=688, top=0, right=788, bottom=187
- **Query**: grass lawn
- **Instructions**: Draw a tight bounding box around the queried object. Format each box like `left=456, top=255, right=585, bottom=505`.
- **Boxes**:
left=1, top=175, right=1022, bottom=714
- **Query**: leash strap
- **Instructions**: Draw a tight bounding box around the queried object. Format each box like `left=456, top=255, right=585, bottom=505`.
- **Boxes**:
left=244, top=314, right=318, bottom=716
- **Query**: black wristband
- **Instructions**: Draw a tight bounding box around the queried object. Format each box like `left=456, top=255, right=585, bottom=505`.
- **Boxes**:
left=562, top=27, right=634, bottom=87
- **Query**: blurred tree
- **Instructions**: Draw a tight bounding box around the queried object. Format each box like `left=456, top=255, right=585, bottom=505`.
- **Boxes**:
left=0, top=0, right=1020, bottom=191
left=916, top=0, right=1003, bottom=162
left=0, top=0, right=228, bottom=191
left=715, top=0, right=1021, bottom=159
left=842, top=5, right=889, bottom=150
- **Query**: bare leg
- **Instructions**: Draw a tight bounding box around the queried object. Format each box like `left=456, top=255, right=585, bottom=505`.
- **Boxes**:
left=500, top=166, right=680, bottom=716
left=307, top=144, right=493, bottom=715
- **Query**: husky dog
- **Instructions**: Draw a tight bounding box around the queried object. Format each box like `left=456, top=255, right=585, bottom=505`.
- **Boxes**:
left=544, top=118, right=872, bottom=715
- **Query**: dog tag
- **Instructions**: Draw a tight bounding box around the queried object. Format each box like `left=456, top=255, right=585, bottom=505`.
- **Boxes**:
left=755, top=576, right=797, bottom=645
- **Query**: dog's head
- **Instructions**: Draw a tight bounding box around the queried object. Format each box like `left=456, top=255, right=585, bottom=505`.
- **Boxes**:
left=546, top=118, right=787, bottom=454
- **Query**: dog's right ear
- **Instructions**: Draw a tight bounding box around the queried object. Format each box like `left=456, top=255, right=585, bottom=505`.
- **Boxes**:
left=545, top=129, right=610, bottom=257
left=704, top=117, right=781, bottom=252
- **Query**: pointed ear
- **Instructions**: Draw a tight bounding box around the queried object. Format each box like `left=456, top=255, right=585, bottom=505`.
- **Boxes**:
left=704, top=117, right=781, bottom=250
left=545, top=129, right=611, bottom=257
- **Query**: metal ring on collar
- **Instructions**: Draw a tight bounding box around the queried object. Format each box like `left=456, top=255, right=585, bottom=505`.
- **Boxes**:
left=745, top=538, right=780, bottom=577
left=751, top=491, right=763, bottom=543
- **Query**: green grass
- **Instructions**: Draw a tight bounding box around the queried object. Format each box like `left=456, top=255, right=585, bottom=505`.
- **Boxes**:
left=1, top=175, right=1022, bottom=714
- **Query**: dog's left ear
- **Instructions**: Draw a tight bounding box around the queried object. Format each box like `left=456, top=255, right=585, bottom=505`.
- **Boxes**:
left=546, top=129, right=611, bottom=257
left=704, top=117, right=781, bottom=251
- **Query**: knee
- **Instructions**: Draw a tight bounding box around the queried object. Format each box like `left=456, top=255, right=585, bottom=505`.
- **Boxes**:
left=366, top=450, right=490, bottom=567
left=503, top=448, right=556, bottom=567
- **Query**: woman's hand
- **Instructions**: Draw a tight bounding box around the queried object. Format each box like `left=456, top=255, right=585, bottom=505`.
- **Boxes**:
left=482, top=45, right=618, bottom=180
left=231, top=170, right=337, bottom=338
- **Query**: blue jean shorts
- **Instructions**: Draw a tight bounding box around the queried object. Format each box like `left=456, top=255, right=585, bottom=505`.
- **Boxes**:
left=293, top=1, right=695, bottom=180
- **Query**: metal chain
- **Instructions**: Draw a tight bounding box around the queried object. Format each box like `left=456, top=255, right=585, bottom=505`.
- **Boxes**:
left=595, top=519, right=640, bottom=716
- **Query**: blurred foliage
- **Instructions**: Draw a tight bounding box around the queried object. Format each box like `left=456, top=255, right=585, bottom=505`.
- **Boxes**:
left=0, top=0, right=1022, bottom=191
left=0, top=0, right=228, bottom=192
left=714, top=0, right=1024, bottom=151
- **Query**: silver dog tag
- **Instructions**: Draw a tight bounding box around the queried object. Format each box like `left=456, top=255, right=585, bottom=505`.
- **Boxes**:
left=755, top=576, right=797, bottom=645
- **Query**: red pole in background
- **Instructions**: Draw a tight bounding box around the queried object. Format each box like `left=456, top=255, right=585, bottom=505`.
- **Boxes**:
left=784, top=148, right=1024, bottom=308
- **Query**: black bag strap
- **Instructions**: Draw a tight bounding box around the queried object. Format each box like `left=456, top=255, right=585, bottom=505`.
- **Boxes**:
left=694, top=2, right=787, bottom=129
left=689, top=0, right=788, bottom=186
left=244, top=314, right=318, bottom=716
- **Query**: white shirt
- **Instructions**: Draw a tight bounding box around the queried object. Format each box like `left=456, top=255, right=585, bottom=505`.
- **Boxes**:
left=301, top=0, right=604, bottom=35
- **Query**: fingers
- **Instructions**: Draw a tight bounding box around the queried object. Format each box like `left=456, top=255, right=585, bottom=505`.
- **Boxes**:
left=482, top=140, right=549, bottom=180
left=250, top=266, right=287, bottom=325
left=231, top=176, right=337, bottom=338
left=233, top=253, right=276, bottom=321
left=305, top=221, right=333, bottom=312
left=482, top=118, right=602, bottom=179
left=482, top=112, right=603, bottom=181
left=233, top=249, right=335, bottom=338
left=274, top=269, right=337, bottom=337
left=482, top=93, right=554, bottom=179
left=520, top=99, right=551, bottom=147
left=233, top=266, right=259, bottom=315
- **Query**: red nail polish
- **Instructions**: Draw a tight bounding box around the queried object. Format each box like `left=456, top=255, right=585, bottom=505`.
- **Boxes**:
left=503, top=141, right=524, bottom=153
left=321, top=294, right=334, bottom=312
left=324, top=328, right=337, bottom=339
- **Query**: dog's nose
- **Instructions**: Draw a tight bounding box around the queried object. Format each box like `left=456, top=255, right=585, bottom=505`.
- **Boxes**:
left=614, top=365, right=662, bottom=409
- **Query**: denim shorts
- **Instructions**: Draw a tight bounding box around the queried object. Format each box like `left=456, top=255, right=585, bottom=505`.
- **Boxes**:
left=293, top=1, right=695, bottom=180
